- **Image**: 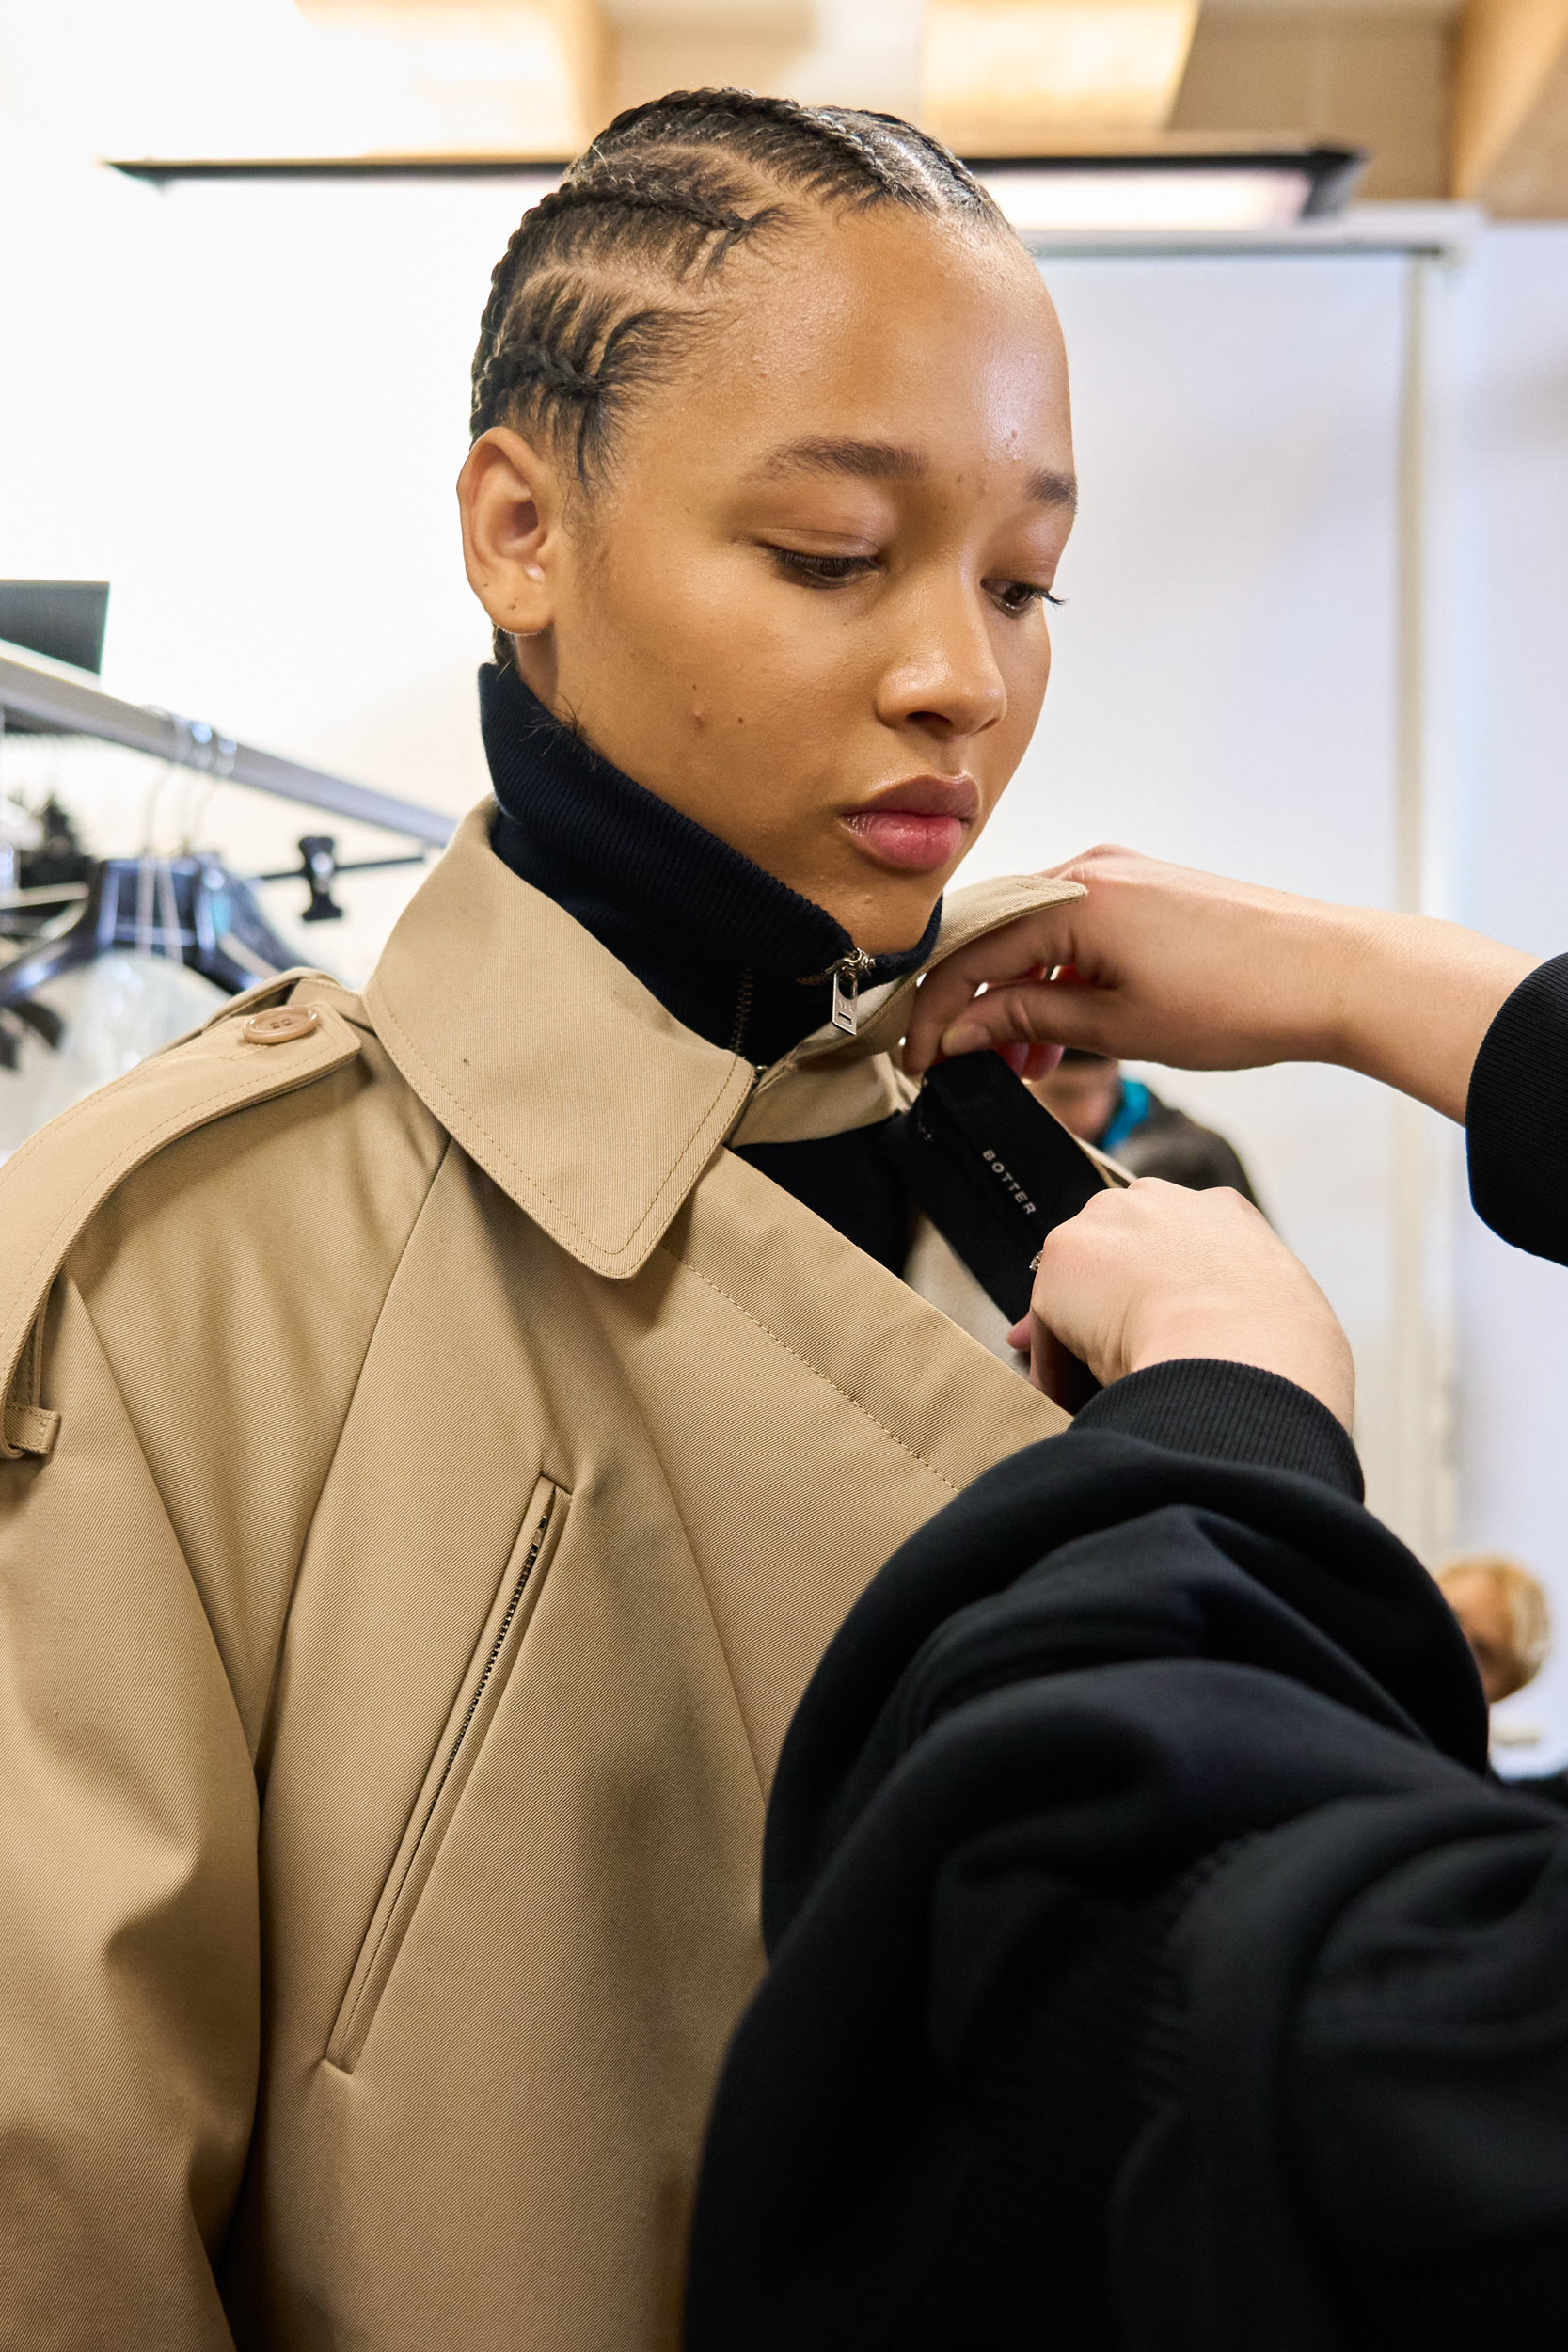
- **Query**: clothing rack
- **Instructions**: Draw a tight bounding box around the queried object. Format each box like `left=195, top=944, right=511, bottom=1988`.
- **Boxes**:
left=0, top=641, right=455, bottom=849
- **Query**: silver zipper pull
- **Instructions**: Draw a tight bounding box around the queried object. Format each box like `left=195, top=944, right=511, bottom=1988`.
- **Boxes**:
left=831, top=949, right=875, bottom=1036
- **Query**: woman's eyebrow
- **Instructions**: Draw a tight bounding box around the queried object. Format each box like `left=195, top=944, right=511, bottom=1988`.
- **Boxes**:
left=749, top=436, right=1078, bottom=510
left=752, top=436, right=927, bottom=483
left=1028, top=468, right=1078, bottom=510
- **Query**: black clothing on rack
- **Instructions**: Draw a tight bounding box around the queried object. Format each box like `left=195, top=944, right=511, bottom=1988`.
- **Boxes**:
left=685, top=955, right=1568, bottom=2352
left=481, top=661, right=940, bottom=1272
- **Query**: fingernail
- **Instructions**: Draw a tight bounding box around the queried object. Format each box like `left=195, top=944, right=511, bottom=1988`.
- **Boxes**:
left=940, top=1020, right=986, bottom=1056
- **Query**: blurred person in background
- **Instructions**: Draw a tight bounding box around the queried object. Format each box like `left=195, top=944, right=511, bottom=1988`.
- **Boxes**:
left=1438, top=1552, right=1568, bottom=1807
left=1436, top=1552, right=1550, bottom=1706
left=1030, top=1044, right=1259, bottom=1200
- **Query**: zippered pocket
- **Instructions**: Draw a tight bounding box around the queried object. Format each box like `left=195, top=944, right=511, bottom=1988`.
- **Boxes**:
left=325, top=1475, right=569, bottom=2074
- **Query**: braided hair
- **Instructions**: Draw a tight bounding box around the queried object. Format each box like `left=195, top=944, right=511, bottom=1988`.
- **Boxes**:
left=470, top=89, right=1008, bottom=661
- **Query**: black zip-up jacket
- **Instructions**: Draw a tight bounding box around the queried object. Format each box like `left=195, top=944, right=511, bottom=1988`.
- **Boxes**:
left=685, top=955, right=1568, bottom=2352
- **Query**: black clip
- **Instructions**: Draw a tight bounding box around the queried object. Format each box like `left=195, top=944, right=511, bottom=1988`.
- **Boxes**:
left=297, top=836, right=344, bottom=924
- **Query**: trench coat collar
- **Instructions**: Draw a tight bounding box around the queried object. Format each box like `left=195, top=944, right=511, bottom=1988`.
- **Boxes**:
left=364, top=802, right=1083, bottom=1280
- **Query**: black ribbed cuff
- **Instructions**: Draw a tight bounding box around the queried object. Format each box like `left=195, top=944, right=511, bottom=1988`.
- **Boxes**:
left=1070, top=1359, right=1363, bottom=1500
left=1466, top=950, right=1568, bottom=1267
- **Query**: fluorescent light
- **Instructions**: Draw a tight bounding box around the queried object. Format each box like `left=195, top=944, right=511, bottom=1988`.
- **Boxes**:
left=972, top=148, right=1367, bottom=233
left=978, top=164, right=1312, bottom=232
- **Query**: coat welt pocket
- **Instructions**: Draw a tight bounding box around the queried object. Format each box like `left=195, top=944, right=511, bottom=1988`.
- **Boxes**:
left=325, top=1473, right=569, bottom=2074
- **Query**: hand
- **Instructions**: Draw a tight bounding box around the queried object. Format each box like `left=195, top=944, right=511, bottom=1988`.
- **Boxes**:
left=1010, top=1178, right=1355, bottom=1429
left=907, top=846, right=1536, bottom=1122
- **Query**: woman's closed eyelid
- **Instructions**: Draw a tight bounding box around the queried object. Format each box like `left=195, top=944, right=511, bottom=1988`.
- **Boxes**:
left=769, top=548, right=879, bottom=586
left=768, top=548, right=1064, bottom=609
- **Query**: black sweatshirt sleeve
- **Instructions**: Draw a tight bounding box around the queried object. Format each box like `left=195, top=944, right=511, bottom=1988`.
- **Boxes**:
left=1071, top=1358, right=1363, bottom=1498
left=684, top=1407, right=1568, bottom=2352
left=1466, top=948, right=1568, bottom=1263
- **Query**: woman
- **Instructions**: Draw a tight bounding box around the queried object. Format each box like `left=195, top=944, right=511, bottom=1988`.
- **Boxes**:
left=689, top=854, right=1568, bottom=2349
left=0, top=91, right=1097, bottom=2351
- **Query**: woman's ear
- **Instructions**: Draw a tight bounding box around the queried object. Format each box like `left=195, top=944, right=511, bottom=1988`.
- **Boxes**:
left=457, top=427, right=567, bottom=642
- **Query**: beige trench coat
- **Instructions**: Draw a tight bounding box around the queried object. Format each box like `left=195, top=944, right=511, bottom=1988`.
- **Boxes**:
left=0, top=804, right=1083, bottom=2350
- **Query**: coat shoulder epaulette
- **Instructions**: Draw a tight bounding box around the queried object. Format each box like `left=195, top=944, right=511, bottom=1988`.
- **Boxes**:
left=0, top=970, right=363, bottom=1462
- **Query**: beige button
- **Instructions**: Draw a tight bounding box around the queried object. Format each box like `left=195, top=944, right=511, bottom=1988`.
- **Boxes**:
left=242, top=1005, right=320, bottom=1045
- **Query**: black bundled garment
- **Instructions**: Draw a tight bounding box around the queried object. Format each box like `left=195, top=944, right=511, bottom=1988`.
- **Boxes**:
left=686, top=953, right=1568, bottom=2352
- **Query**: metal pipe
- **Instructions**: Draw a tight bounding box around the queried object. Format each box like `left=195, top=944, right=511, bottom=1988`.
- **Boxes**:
left=0, top=644, right=455, bottom=849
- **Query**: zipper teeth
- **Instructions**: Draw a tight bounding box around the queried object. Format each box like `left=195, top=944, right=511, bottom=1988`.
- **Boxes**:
left=426, top=1490, right=556, bottom=1820
left=731, top=969, right=754, bottom=1055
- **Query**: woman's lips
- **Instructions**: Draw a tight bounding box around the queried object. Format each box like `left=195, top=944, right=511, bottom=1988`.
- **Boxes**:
left=845, top=809, right=967, bottom=871
left=844, top=774, right=978, bottom=874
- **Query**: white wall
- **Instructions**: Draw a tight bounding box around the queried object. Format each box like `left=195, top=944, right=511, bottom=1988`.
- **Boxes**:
left=1450, top=225, right=1568, bottom=1771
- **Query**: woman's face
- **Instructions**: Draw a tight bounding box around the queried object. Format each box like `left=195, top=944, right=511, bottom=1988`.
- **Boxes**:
left=460, top=205, right=1075, bottom=953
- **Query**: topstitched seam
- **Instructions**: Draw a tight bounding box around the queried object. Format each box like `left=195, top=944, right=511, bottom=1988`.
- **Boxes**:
left=657, top=1245, right=961, bottom=1495
left=0, top=1029, right=356, bottom=1403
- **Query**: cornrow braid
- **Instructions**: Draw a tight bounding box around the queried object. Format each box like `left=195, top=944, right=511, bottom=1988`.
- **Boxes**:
left=468, top=156, right=788, bottom=442
left=531, top=171, right=762, bottom=264
left=474, top=282, right=705, bottom=485
left=469, top=87, right=1012, bottom=662
left=578, top=87, right=997, bottom=217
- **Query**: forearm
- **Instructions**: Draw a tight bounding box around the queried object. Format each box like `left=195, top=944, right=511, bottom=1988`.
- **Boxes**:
left=1302, top=903, right=1537, bottom=1122
left=908, top=850, right=1538, bottom=1124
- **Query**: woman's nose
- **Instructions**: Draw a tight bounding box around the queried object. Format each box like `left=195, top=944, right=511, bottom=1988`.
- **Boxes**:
left=877, top=585, right=1011, bottom=741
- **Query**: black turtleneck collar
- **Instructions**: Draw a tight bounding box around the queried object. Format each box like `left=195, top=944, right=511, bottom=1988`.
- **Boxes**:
left=482, top=662, right=941, bottom=1067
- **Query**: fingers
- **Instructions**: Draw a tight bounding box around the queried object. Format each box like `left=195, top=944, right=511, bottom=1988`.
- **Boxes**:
left=1026, top=1180, right=1354, bottom=1428
left=1006, top=1310, right=1101, bottom=1412
left=907, top=847, right=1358, bottom=1082
left=920, top=974, right=1116, bottom=1068
left=904, top=908, right=1088, bottom=1074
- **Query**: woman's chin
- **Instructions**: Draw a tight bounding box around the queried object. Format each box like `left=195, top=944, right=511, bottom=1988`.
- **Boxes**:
left=816, top=866, right=952, bottom=959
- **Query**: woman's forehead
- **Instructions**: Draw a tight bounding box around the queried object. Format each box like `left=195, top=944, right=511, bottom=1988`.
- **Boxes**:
left=675, top=213, right=1072, bottom=475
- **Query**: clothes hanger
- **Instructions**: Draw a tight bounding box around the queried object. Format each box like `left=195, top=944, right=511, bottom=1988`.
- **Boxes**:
left=0, top=850, right=302, bottom=1018
left=0, top=644, right=448, bottom=1030
left=0, top=718, right=75, bottom=1060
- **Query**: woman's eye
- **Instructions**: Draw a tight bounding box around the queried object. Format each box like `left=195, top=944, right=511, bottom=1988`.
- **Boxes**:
left=991, top=580, right=1063, bottom=615
left=770, top=548, right=878, bottom=588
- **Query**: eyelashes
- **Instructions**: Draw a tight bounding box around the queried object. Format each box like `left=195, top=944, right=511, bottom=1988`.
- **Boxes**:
left=770, top=549, right=877, bottom=586
left=997, top=582, right=1064, bottom=613
left=768, top=547, right=1061, bottom=612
